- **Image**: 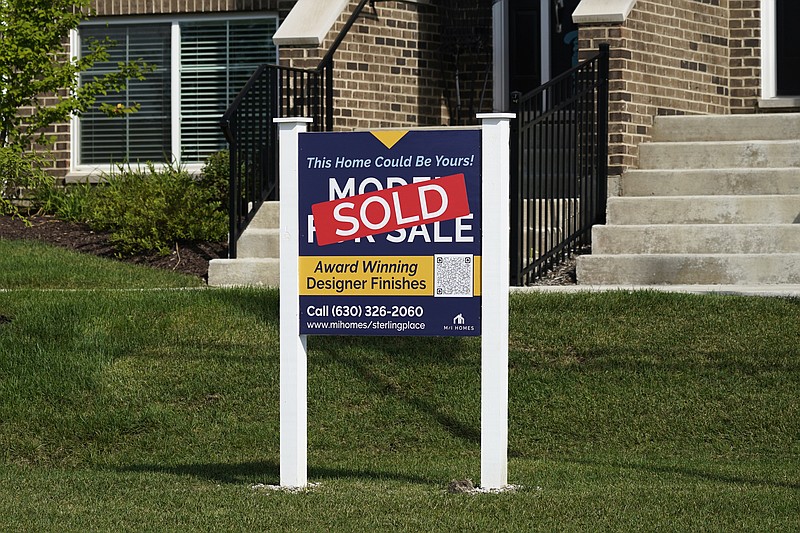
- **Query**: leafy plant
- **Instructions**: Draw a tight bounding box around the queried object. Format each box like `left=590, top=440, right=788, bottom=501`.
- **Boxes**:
left=0, top=146, right=54, bottom=219
left=0, top=0, right=153, bottom=149
left=198, top=149, right=229, bottom=211
left=33, top=179, right=95, bottom=222
left=84, top=162, right=227, bottom=255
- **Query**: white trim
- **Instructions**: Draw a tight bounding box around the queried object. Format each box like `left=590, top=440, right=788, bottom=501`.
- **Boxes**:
left=572, top=0, right=637, bottom=24
left=69, top=28, right=80, bottom=176
left=273, top=0, right=350, bottom=46
left=170, top=22, right=181, bottom=164
left=761, top=0, right=776, bottom=100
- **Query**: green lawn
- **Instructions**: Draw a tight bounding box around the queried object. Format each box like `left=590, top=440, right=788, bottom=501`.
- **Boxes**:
left=0, top=240, right=797, bottom=531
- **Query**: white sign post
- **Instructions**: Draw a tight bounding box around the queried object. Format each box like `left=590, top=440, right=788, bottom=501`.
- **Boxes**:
left=277, top=114, right=513, bottom=489
left=478, top=113, right=514, bottom=489
left=276, top=117, right=313, bottom=488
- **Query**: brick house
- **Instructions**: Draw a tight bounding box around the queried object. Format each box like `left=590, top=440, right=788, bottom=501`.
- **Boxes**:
left=59, top=0, right=796, bottom=184
left=49, top=1, right=799, bottom=285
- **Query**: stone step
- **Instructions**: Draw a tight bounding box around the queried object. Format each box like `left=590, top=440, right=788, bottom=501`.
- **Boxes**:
left=651, top=113, right=800, bottom=142
left=621, top=168, right=800, bottom=196
left=236, top=228, right=280, bottom=258
left=591, top=224, right=800, bottom=254
left=638, top=140, right=800, bottom=170
left=576, top=254, right=800, bottom=285
left=207, top=258, right=280, bottom=287
left=606, top=195, right=800, bottom=225
left=247, top=201, right=280, bottom=230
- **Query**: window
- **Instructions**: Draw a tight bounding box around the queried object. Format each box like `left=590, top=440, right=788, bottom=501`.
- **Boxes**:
left=76, top=14, right=278, bottom=169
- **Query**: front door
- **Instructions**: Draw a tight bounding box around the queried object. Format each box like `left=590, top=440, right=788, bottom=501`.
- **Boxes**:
left=776, top=0, right=800, bottom=95
left=501, top=0, right=582, bottom=106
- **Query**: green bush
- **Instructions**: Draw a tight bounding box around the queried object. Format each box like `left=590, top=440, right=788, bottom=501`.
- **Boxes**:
left=0, top=147, right=55, bottom=219
left=198, top=149, right=229, bottom=211
left=34, top=179, right=96, bottom=223
left=84, top=162, right=227, bottom=256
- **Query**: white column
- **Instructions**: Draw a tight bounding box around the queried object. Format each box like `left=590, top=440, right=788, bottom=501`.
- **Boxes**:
left=276, top=117, right=313, bottom=488
left=477, top=113, right=514, bottom=489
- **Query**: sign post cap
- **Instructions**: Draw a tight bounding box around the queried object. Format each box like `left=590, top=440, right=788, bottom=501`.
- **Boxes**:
left=274, top=117, right=314, bottom=124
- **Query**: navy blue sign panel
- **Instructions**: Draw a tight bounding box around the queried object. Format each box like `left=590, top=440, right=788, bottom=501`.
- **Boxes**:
left=297, top=128, right=482, bottom=336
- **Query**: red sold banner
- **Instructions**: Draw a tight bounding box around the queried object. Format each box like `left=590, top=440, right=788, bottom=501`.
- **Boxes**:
left=311, top=173, right=471, bottom=246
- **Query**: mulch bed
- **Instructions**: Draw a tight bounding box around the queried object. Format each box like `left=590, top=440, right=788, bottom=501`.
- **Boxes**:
left=0, top=214, right=578, bottom=285
left=0, top=214, right=227, bottom=281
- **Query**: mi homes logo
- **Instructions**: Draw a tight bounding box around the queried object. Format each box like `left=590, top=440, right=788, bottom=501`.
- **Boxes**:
left=443, top=313, right=475, bottom=332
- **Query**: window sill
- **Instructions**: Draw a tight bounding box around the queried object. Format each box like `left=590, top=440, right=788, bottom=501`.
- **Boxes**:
left=758, top=97, right=800, bottom=110
left=66, top=164, right=203, bottom=184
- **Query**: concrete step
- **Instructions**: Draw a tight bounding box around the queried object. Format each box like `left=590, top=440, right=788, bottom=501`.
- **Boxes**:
left=606, top=195, right=800, bottom=225
left=236, top=228, right=280, bottom=258
left=207, top=258, right=280, bottom=287
left=638, top=140, right=800, bottom=170
left=591, top=224, right=800, bottom=254
left=247, top=201, right=280, bottom=230
left=576, top=254, right=800, bottom=285
left=621, top=168, right=800, bottom=196
left=651, top=113, right=800, bottom=142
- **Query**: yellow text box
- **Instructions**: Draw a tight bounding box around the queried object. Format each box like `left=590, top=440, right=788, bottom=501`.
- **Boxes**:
left=300, top=256, right=434, bottom=296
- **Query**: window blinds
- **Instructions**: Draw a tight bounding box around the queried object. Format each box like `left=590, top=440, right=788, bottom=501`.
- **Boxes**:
left=78, top=16, right=277, bottom=166
left=79, top=24, right=171, bottom=165
left=180, top=18, right=277, bottom=162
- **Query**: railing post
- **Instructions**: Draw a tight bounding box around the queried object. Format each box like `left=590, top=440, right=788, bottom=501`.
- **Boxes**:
left=325, top=61, right=334, bottom=132
left=225, top=118, right=239, bottom=259
left=509, top=91, right=522, bottom=286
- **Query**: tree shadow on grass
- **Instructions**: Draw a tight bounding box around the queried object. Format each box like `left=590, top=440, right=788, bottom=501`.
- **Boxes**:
left=313, top=335, right=483, bottom=448
left=565, top=457, right=800, bottom=490
left=115, top=460, right=434, bottom=486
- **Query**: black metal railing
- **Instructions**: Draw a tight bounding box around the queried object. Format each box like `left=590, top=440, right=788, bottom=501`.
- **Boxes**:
left=510, top=43, right=609, bottom=285
left=219, top=64, right=331, bottom=258
left=220, top=0, right=374, bottom=258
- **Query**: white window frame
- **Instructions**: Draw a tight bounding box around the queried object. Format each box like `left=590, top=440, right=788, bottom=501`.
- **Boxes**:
left=760, top=0, right=800, bottom=107
left=761, top=0, right=777, bottom=100
left=69, top=12, right=278, bottom=180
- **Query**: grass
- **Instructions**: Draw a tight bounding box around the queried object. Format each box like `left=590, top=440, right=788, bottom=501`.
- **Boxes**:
left=0, top=239, right=203, bottom=289
left=0, top=241, right=797, bottom=531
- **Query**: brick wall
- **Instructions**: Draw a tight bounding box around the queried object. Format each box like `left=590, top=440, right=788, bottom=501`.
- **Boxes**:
left=91, top=0, right=294, bottom=16
left=280, top=0, right=493, bottom=131
left=729, top=0, right=761, bottom=113
left=578, top=0, right=739, bottom=177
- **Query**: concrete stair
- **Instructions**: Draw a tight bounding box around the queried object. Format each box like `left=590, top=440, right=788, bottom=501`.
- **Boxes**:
left=207, top=202, right=281, bottom=287
left=577, top=113, right=800, bottom=285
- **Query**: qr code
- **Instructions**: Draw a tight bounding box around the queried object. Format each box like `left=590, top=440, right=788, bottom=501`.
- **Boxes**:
left=434, top=254, right=473, bottom=297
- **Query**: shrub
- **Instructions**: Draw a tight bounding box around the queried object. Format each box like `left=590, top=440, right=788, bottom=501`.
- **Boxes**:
left=34, top=179, right=96, bottom=223
left=0, top=147, right=55, bottom=219
left=198, top=149, right=229, bottom=211
left=85, top=162, right=227, bottom=255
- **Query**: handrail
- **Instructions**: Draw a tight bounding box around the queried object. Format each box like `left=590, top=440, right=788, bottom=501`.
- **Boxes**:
left=510, top=43, right=609, bottom=285
left=220, top=0, right=375, bottom=258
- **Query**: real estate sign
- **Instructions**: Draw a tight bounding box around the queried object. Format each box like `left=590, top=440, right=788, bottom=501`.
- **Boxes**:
left=297, top=129, right=482, bottom=336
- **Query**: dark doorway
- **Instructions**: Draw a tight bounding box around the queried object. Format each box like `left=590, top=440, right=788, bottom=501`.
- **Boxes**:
left=776, top=0, right=800, bottom=95
left=509, top=0, right=542, bottom=96
left=549, top=0, right=581, bottom=76
left=508, top=0, right=583, bottom=99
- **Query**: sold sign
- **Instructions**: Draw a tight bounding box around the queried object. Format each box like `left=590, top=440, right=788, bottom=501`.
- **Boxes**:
left=311, top=173, right=470, bottom=246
